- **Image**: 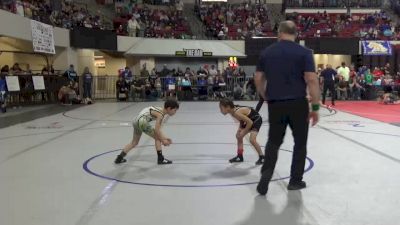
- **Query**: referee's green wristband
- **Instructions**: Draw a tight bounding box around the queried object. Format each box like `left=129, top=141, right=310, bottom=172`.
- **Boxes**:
left=312, top=104, right=320, bottom=112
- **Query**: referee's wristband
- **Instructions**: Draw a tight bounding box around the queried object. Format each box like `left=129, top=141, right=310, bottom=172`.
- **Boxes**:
left=311, top=104, right=320, bottom=112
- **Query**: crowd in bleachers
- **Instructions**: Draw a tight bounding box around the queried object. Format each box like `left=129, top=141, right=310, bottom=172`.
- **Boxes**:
left=113, top=2, right=191, bottom=39
left=2, top=0, right=400, bottom=40
left=0, top=0, right=106, bottom=30
left=49, top=1, right=105, bottom=29
left=285, top=0, right=382, bottom=8
left=286, top=11, right=400, bottom=39
left=1, top=0, right=191, bottom=38
left=196, top=3, right=274, bottom=40
left=1, top=0, right=51, bottom=22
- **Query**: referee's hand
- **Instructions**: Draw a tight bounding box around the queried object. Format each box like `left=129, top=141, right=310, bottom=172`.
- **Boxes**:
left=309, top=111, right=319, bottom=126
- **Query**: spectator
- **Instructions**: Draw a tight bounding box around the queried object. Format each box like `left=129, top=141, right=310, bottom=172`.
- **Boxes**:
left=197, top=66, right=208, bottom=77
left=50, top=65, right=55, bottom=74
left=218, top=30, right=225, bottom=40
left=25, top=64, right=32, bottom=74
left=121, top=66, right=133, bottom=83
left=374, top=77, right=382, bottom=86
left=320, top=64, right=337, bottom=106
left=358, top=65, right=368, bottom=76
left=350, top=74, right=364, bottom=100
left=207, top=70, right=215, bottom=94
left=132, top=76, right=146, bottom=101
left=41, top=66, right=49, bottom=75
left=155, top=77, right=162, bottom=98
left=1, top=65, right=9, bottom=75
left=64, top=64, right=78, bottom=82
left=171, top=69, right=177, bottom=77
left=150, top=68, right=157, bottom=77
left=180, top=76, right=193, bottom=100
left=238, top=68, right=246, bottom=79
left=337, top=62, right=350, bottom=82
left=337, top=76, right=348, bottom=100
left=0, top=75, right=7, bottom=113
left=116, top=24, right=126, bottom=35
left=233, top=83, right=243, bottom=100
left=208, top=65, right=218, bottom=77
left=176, top=0, right=184, bottom=14
left=164, top=75, right=176, bottom=98
left=41, top=65, right=55, bottom=75
left=184, top=67, right=194, bottom=77
left=176, top=67, right=184, bottom=77
left=245, top=77, right=256, bottom=100
left=82, top=67, right=93, bottom=104
left=116, top=76, right=129, bottom=101
left=364, top=69, right=374, bottom=85
left=58, top=81, right=81, bottom=105
left=140, top=64, right=150, bottom=78
left=10, top=63, right=22, bottom=75
left=160, top=65, right=170, bottom=77
left=372, top=67, right=384, bottom=78
left=128, top=17, right=140, bottom=37
left=384, top=62, right=391, bottom=76
left=213, top=75, right=227, bottom=99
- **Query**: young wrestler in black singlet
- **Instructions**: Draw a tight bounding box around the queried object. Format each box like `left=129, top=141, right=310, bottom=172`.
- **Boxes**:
left=219, top=99, right=265, bottom=165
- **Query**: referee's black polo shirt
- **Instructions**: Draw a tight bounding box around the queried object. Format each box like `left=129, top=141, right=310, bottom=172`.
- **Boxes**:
left=256, top=40, right=315, bottom=101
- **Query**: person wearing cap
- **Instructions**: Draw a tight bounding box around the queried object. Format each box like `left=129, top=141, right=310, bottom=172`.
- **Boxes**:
left=254, top=21, right=320, bottom=195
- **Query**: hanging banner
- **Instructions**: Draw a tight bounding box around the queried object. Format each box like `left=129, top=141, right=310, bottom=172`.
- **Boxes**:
left=362, top=41, right=392, bottom=56
left=31, top=20, right=56, bottom=54
left=32, top=76, right=45, bottom=90
left=5, top=76, right=20, bottom=92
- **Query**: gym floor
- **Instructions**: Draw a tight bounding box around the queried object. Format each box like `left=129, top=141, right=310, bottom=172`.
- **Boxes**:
left=1, top=101, right=399, bottom=225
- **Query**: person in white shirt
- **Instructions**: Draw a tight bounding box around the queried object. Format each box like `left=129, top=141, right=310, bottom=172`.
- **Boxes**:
left=337, top=62, right=350, bottom=82
left=176, top=0, right=183, bottom=13
left=128, top=17, right=140, bottom=37
left=218, top=30, right=225, bottom=40
left=208, top=65, right=218, bottom=77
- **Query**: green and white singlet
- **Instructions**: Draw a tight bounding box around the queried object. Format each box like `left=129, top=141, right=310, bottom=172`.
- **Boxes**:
left=133, top=106, right=165, bottom=137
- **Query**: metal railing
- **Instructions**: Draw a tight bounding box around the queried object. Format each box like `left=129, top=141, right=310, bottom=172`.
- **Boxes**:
left=2, top=75, right=68, bottom=106
left=2, top=74, right=400, bottom=107
left=1, top=74, right=254, bottom=106
left=89, top=75, right=252, bottom=100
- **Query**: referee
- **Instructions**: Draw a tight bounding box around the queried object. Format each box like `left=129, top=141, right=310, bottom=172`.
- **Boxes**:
left=254, top=21, right=320, bottom=195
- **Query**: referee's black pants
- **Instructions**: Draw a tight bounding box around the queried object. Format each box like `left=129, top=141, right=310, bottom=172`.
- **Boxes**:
left=261, top=98, right=309, bottom=185
left=322, top=83, right=335, bottom=105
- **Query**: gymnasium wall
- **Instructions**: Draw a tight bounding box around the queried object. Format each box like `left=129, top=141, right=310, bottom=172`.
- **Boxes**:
left=0, top=9, right=70, bottom=47
left=314, top=54, right=352, bottom=69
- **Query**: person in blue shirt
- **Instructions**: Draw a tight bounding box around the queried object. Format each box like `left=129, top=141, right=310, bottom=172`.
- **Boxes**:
left=0, top=75, right=8, bottom=113
left=64, top=65, right=78, bottom=82
left=254, top=21, right=320, bottom=195
left=320, top=64, right=337, bottom=106
left=82, top=67, right=93, bottom=104
left=121, top=67, right=133, bottom=83
left=358, top=65, right=368, bottom=77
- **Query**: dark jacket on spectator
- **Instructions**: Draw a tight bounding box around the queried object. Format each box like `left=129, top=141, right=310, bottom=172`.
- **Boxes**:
left=64, top=69, right=78, bottom=82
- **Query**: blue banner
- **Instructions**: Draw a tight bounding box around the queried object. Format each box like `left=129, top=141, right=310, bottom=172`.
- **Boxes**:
left=362, top=41, right=392, bottom=55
